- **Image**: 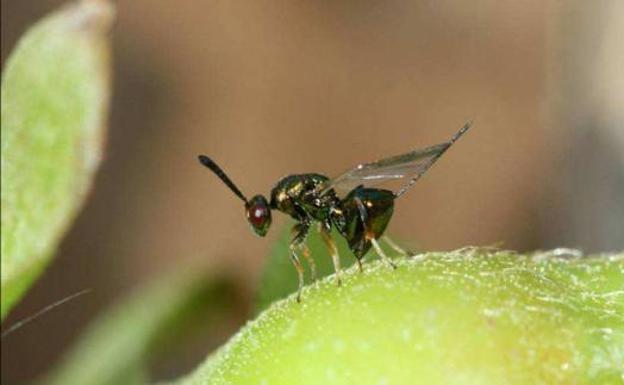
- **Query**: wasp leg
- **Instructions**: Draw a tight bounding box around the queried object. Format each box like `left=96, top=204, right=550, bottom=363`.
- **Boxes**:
left=382, top=236, right=409, bottom=257
left=289, top=248, right=305, bottom=302
left=318, top=223, right=342, bottom=285
left=290, top=223, right=310, bottom=302
left=354, top=197, right=397, bottom=270
left=372, top=238, right=397, bottom=269
left=355, top=257, right=363, bottom=273
left=291, top=224, right=316, bottom=282
left=301, top=243, right=317, bottom=282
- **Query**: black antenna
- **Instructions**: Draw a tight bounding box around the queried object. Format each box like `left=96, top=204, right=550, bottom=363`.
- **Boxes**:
left=198, top=155, right=248, bottom=203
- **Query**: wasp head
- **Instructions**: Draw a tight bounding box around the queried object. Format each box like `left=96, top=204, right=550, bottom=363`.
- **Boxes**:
left=245, top=195, right=272, bottom=237
left=198, top=155, right=272, bottom=237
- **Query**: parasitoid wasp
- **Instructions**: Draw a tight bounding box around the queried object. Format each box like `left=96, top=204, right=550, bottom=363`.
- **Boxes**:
left=198, top=122, right=471, bottom=301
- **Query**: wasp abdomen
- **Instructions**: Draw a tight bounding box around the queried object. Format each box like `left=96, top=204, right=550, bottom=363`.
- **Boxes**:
left=335, top=187, right=395, bottom=259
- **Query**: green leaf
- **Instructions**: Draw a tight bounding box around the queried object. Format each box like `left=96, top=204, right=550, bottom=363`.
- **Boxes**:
left=255, top=223, right=406, bottom=313
left=40, top=265, right=238, bottom=385
left=0, top=0, right=113, bottom=319
left=174, top=250, right=624, bottom=385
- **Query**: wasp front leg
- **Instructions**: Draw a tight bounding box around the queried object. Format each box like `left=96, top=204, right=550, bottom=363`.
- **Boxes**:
left=291, top=224, right=316, bottom=282
left=290, top=222, right=310, bottom=302
left=318, top=222, right=343, bottom=285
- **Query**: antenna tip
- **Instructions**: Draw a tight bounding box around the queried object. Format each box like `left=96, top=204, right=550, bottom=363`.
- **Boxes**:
left=198, top=155, right=210, bottom=166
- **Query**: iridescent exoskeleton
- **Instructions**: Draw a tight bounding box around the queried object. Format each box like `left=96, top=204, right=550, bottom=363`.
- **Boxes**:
left=198, top=122, right=471, bottom=301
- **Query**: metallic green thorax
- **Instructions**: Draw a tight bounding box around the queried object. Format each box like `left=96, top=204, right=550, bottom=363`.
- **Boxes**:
left=270, top=174, right=334, bottom=224
left=270, top=174, right=395, bottom=261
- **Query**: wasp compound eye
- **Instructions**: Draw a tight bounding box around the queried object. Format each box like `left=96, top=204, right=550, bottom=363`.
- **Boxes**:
left=246, top=195, right=272, bottom=237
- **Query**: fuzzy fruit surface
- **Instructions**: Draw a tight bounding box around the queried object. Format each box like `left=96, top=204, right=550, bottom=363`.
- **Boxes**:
left=178, top=250, right=623, bottom=385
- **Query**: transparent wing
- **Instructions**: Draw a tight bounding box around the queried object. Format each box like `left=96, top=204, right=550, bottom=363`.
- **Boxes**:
left=319, top=142, right=450, bottom=196
left=319, top=122, right=471, bottom=197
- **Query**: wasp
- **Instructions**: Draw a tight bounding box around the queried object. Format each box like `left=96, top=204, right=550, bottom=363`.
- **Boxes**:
left=199, top=122, right=471, bottom=301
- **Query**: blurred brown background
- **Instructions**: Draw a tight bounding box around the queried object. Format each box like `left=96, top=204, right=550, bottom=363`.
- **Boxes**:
left=2, top=0, right=623, bottom=383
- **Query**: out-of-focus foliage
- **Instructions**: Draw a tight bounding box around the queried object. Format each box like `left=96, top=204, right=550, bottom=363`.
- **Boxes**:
left=176, top=250, right=624, bottom=385
left=40, top=265, right=239, bottom=385
left=0, top=0, right=113, bottom=319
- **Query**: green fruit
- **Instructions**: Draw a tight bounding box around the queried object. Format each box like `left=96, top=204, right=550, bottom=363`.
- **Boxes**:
left=179, top=250, right=623, bottom=385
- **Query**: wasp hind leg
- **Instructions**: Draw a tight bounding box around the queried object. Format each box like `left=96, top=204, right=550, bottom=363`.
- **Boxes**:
left=318, top=223, right=343, bottom=285
left=371, top=238, right=397, bottom=269
left=354, top=197, right=397, bottom=270
left=355, top=257, right=364, bottom=273
left=382, top=236, right=410, bottom=257
left=290, top=223, right=310, bottom=302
